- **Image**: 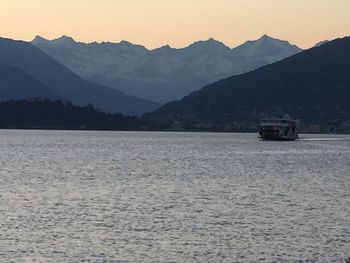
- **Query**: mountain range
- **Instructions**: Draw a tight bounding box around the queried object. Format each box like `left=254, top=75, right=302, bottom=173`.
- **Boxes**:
left=32, top=35, right=302, bottom=103
left=147, top=37, right=350, bottom=130
left=0, top=37, right=159, bottom=115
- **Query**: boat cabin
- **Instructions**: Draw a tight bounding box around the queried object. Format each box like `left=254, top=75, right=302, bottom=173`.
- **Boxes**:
left=259, top=118, right=300, bottom=140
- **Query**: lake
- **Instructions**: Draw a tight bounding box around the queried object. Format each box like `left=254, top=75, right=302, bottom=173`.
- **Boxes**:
left=0, top=130, right=349, bottom=262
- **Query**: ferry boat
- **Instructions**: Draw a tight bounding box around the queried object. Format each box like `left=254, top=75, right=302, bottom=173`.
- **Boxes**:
left=259, top=118, right=300, bottom=140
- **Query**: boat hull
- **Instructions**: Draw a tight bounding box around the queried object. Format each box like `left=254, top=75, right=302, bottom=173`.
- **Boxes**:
left=258, top=118, right=300, bottom=141
left=259, top=134, right=297, bottom=141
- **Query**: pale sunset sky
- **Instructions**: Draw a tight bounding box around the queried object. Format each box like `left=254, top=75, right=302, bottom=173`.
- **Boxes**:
left=1, top=0, right=350, bottom=49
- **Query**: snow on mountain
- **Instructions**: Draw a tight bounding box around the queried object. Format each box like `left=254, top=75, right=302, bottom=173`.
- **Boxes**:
left=32, top=35, right=50, bottom=45
left=0, top=37, right=160, bottom=115
left=32, top=35, right=302, bottom=103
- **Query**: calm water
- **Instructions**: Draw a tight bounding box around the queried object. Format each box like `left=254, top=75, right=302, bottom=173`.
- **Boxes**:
left=0, top=130, right=349, bottom=263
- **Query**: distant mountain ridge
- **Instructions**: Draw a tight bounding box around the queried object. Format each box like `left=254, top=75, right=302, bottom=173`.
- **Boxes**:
left=0, top=37, right=160, bottom=115
left=314, top=40, right=329, bottom=47
left=147, top=37, right=350, bottom=131
left=32, top=35, right=302, bottom=103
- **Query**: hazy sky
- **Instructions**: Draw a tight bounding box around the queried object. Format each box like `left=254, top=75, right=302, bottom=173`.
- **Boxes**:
left=1, top=0, right=350, bottom=49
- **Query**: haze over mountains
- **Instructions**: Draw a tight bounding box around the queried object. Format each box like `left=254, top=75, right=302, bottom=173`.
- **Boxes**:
left=32, top=35, right=302, bottom=103
left=0, top=37, right=159, bottom=115
left=1, top=33, right=344, bottom=128
left=0, top=65, right=60, bottom=101
left=148, top=37, right=350, bottom=131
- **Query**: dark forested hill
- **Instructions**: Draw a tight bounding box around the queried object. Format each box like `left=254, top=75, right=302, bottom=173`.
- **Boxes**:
left=148, top=37, right=350, bottom=131
left=0, top=38, right=160, bottom=115
left=0, top=100, right=147, bottom=130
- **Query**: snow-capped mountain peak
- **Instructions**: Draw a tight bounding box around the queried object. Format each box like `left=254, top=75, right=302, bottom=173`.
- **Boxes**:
left=32, top=35, right=50, bottom=45
left=52, top=35, right=76, bottom=45
left=189, top=38, right=230, bottom=50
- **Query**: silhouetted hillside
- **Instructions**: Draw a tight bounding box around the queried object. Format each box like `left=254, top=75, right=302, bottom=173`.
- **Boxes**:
left=0, top=65, right=60, bottom=100
left=0, top=100, right=147, bottom=130
left=148, top=37, right=350, bottom=132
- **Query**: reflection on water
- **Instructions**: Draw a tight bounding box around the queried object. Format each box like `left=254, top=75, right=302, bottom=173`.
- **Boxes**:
left=0, top=130, right=349, bottom=262
left=299, top=134, right=350, bottom=142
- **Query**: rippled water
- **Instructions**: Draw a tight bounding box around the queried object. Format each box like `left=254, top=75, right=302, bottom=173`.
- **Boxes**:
left=0, top=130, right=349, bottom=262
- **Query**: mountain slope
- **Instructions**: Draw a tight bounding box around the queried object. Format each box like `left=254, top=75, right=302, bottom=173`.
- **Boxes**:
left=148, top=37, right=350, bottom=128
left=0, top=65, right=60, bottom=100
left=314, top=40, right=329, bottom=47
left=0, top=37, right=160, bottom=115
left=32, top=35, right=302, bottom=103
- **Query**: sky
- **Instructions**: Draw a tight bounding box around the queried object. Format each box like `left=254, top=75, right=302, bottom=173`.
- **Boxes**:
left=1, top=0, right=350, bottom=49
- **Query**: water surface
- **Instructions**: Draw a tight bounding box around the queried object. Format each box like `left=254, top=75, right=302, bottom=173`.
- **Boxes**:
left=0, top=130, right=349, bottom=262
